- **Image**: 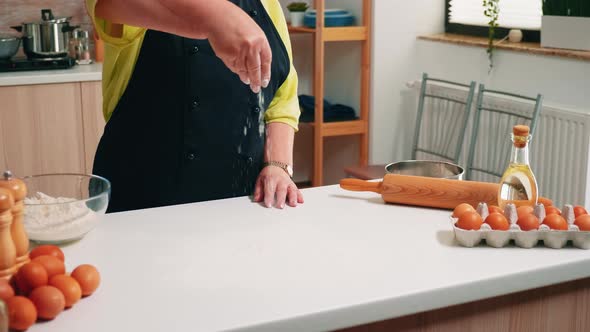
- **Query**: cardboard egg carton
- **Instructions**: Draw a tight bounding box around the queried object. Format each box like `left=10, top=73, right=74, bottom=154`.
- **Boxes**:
left=451, top=203, right=590, bottom=249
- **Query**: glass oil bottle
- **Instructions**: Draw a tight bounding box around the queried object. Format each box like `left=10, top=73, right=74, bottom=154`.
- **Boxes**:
left=498, top=125, right=538, bottom=210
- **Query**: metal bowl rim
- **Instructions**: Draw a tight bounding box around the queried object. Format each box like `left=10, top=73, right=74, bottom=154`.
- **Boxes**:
left=384, top=160, right=465, bottom=178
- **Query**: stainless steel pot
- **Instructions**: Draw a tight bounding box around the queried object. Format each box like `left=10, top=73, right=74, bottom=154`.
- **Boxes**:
left=385, top=160, right=465, bottom=180
left=12, top=9, right=78, bottom=58
left=0, top=36, right=21, bottom=59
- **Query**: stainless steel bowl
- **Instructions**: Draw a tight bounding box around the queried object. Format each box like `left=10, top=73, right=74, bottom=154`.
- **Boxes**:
left=385, top=160, right=464, bottom=180
left=0, top=36, right=21, bottom=59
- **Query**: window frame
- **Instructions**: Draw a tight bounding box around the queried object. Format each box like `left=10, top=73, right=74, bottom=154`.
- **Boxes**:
left=445, top=0, right=541, bottom=43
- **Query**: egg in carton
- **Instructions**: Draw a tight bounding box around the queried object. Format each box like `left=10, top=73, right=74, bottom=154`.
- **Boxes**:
left=451, top=203, right=590, bottom=249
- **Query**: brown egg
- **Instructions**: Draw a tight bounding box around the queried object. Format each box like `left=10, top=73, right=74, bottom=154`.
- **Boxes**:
left=516, top=205, right=534, bottom=218
left=517, top=214, right=540, bottom=231
left=29, top=285, right=65, bottom=320
left=6, top=296, right=37, bottom=331
left=574, top=206, right=588, bottom=218
left=16, top=262, right=48, bottom=294
left=543, top=214, right=568, bottom=230
left=575, top=214, right=590, bottom=231
left=544, top=206, right=562, bottom=216
left=0, top=278, right=15, bottom=301
left=33, top=255, right=66, bottom=278
left=453, top=203, right=475, bottom=218
left=71, top=264, right=101, bottom=296
left=49, top=275, right=82, bottom=308
left=455, top=211, right=483, bottom=230
left=485, top=212, right=510, bottom=230
left=488, top=205, right=504, bottom=214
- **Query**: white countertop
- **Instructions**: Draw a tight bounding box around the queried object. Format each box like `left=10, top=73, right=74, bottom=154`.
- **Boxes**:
left=0, top=63, right=102, bottom=86
left=30, top=185, right=590, bottom=332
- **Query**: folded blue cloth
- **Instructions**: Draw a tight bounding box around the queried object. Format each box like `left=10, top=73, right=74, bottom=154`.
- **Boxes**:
left=298, top=95, right=358, bottom=123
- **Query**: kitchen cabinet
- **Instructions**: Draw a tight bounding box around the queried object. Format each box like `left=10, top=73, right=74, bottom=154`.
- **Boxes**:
left=0, top=80, right=104, bottom=177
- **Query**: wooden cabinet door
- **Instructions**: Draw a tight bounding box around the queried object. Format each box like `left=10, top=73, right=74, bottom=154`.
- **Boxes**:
left=0, top=83, right=85, bottom=177
left=80, top=81, right=105, bottom=174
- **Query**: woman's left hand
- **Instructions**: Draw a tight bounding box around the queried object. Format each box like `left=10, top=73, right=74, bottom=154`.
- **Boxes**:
left=253, top=166, right=304, bottom=208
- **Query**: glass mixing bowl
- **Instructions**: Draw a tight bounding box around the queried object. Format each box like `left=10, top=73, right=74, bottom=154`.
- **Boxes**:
left=22, top=173, right=110, bottom=244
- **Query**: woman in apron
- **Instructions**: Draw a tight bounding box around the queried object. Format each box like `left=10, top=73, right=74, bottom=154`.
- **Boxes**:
left=87, top=0, right=303, bottom=212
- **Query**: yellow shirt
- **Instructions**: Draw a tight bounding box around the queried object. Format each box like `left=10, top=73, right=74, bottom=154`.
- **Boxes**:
left=86, top=0, right=300, bottom=130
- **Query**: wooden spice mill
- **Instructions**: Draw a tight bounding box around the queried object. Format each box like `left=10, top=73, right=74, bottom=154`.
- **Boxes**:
left=0, top=171, right=30, bottom=280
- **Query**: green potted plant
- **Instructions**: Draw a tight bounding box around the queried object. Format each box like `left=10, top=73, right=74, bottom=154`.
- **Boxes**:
left=287, top=2, right=309, bottom=27
left=542, top=0, right=590, bottom=51
left=483, top=0, right=500, bottom=72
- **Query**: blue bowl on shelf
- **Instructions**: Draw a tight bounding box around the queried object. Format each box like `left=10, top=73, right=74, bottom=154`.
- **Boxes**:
left=304, top=9, right=355, bottom=28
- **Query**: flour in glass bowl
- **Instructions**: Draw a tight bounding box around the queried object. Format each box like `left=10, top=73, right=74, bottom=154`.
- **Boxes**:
left=24, top=192, right=99, bottom=242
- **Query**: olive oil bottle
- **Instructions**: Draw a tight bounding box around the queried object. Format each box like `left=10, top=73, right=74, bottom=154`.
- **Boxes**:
left=498, top=125, right=538, bottom=210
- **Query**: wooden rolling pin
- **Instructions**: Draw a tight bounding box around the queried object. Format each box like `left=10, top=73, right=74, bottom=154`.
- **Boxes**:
left=340, top=174, right=552, bottom=210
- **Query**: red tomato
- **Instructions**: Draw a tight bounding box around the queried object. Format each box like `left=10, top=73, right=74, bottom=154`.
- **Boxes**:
left=29, top=245, right=65, bottom=262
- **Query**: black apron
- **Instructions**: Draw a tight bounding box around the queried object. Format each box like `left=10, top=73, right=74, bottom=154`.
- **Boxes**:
left=93, top=0, right=291, bottom=213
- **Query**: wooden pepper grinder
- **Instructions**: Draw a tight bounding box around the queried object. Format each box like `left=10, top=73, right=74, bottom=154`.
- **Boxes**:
left=0, top=171, right=29, bottom=268
left=0, top=188, right=16, bottom=280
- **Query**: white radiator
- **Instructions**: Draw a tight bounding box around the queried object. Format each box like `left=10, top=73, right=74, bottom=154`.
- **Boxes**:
left=408, top=81, right=590, bottom=207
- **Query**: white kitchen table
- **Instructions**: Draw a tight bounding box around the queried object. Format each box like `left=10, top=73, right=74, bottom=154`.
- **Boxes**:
left=29, top=185, right=590, bottom=332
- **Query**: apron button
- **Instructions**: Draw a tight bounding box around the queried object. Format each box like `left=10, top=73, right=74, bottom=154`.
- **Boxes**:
left=192, top=46, right=199, bottom=54
left=247, top=157, right=254, bottom=165
left=186, top=152, right=197, bottom=161
left=191, top=100, right=199, bottom=110
left=249, top=10, right=258, bottom=17
left=252, top=106, right=261, bottom=113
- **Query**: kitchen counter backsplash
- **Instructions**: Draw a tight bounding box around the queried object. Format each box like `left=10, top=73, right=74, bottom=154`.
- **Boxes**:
left=0, top=0, right=93, bottom=37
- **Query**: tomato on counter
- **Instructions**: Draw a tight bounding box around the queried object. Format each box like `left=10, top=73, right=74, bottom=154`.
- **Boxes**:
left=29, top=245, right=65, bottom=262
left=29, top=285, right=65, bottom=320
left=71, top=264, right=101, bottom=296
left=6, top=296, right=37, bottom=331
left=33, top=255, right=66, bottom=278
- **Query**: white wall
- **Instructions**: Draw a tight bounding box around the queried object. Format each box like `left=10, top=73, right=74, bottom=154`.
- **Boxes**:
left=371, top=1, right=590, bottom=205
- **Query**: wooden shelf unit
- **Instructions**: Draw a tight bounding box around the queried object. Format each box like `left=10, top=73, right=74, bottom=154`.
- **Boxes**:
left=289, top=0, right=372, bottom=187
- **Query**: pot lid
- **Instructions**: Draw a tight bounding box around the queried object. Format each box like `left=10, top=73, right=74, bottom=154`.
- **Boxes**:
left=22, top=9, right=71, bottom=25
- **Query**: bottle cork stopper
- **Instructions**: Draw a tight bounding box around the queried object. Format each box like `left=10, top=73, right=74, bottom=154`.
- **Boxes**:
left=513, top=125, right=530, bottom=137
left=512, top=125, right=530, bottom=148
left=0, top=171, right=26, bottom=202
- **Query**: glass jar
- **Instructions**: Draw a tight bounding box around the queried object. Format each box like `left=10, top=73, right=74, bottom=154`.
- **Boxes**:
left=70, top=29, right=93, bottom=65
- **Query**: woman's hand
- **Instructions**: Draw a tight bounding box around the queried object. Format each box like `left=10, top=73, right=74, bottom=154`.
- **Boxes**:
left=207, top=3, right=271, bottom=93
left=253, top=166, right=304, bottom=208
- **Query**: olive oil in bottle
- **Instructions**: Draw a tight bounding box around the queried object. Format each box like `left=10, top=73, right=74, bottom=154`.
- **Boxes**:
left=498, top=125, right=538, bottom=210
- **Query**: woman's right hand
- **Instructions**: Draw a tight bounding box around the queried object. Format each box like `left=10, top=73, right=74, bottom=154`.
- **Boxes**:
left=207, top=3, right=272, bottom=93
